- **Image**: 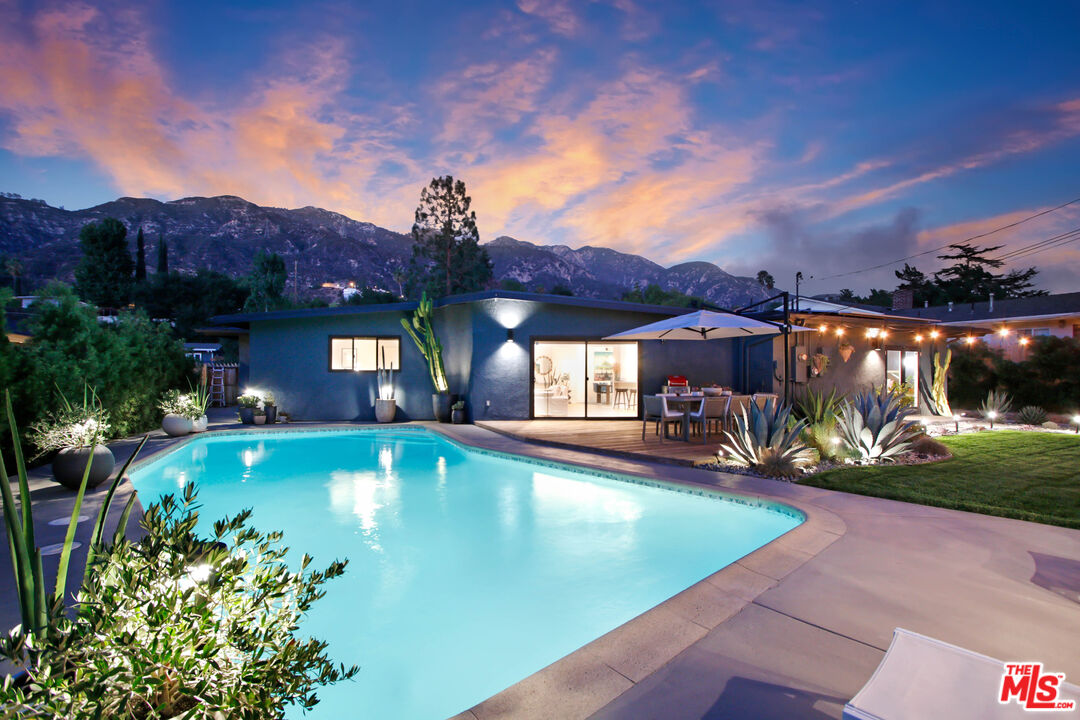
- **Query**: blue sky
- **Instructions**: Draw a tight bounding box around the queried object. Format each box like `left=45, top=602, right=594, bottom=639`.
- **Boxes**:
left=1, top=0, right=1079, bottom=293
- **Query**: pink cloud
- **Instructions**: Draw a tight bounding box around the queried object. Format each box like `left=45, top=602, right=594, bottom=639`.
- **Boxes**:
left=516, top=0, right=579, bottom=36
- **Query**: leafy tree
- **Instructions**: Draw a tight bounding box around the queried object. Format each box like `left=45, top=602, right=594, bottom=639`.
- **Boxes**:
left=407, top=176, right=493, bottom=297
left=244, top=250, right=288, bottom=312
left=622, top=283, right=705, bottom=308
left=499, top=278, right=526, bottom=292
left=550, top=284, right=574, bottom=296
left=835, top=287, right=892, bottom=307
left=133, top=269, right=249, bottom=338
left=756, top=270, right=775, bottom=290
left=933, top=243, right=1043, bottom=302
left=134, top=227, right=147, bottom=283
left=157, top=235, right=168, bottom=273
left=894, top=263, right=936, bottom=306
left=3, top=257, right=23, bottom=295
left=73, top=218, right=133, bottom=308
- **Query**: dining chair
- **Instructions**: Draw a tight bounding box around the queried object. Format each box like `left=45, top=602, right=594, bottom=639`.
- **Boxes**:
left=643, top=395, right=684, bottom=442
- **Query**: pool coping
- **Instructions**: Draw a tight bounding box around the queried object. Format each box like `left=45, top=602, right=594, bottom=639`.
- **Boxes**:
left=126, top=421, right=844, bottom=720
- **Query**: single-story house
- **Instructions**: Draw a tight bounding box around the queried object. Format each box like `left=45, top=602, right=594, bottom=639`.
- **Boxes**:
left=211, top=290, right=968, bottom=421
left=895, top=292, right=1080, bottom=362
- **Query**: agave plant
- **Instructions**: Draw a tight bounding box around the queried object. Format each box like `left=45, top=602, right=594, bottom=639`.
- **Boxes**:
left=1017, top=405, right=1048, bottom=426
left=836, top=386, right=919, bottom=463
left=794, top=386, right=842, bottom=425
left=719, top=398, right=808, bottom=473
left=980, top=389, right=1012, bottom=421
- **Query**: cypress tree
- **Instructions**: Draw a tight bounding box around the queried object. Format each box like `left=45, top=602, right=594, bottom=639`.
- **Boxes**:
left=73, top=217, right=134, bottom=308
left=157, top=235, right=168, bottom=274
left=135, top=227, right=147, bottom=282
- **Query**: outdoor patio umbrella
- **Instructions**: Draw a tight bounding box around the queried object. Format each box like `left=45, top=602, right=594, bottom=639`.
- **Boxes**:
left=602, top=309, right=798, bottom=340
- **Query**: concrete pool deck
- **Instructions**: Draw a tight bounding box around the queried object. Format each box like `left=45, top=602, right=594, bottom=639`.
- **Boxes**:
left=4, top=417, right=1079, bottom=719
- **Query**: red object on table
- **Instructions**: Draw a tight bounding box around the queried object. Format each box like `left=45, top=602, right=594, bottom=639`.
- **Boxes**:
left=667, top=375, right=689, bottom=387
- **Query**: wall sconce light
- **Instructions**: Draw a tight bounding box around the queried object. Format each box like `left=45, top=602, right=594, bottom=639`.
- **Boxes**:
left=506, top=328, right=515, bottom=343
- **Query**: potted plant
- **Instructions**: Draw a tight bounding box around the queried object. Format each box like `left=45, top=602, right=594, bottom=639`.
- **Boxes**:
left=158, top=389, right=197, bottom=437
left=375, top=348, right=396, bottom=423
left=402, top=291, right=451, bottom=422
left=192, top=382, right=210, bottom=432
left=237, top=393, right=260, bottom=424
left=30, top=385, right=115, bottom=490
left=262, top=391, right=277, bottom=424
left=253, top=409, right=267, bottom=425
left=451, top=400, right=466, bottom=424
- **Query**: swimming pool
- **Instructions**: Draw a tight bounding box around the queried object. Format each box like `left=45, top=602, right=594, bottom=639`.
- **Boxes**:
left=131, top=428, right=802, bottom=719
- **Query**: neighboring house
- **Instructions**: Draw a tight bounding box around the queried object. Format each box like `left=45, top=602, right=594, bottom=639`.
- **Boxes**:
left=897, top=292, right=1080, bottom=362
left=211, top=290, right=968, bottom=421
left=183, top=342, right=223, bottom=363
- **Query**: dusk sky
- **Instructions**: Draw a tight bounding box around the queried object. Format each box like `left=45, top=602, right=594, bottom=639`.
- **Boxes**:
left=1, top=0, right=1079, bottom=294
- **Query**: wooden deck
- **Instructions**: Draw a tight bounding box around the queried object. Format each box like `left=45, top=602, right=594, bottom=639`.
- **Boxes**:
left=475, top=419, right=725, bottom=466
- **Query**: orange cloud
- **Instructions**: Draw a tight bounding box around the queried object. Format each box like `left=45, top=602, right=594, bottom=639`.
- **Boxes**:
left=0, top=3, right=419, bottom=228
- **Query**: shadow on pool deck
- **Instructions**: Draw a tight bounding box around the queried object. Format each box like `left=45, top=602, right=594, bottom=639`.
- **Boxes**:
left=4, top=417, right=1079, bottom=720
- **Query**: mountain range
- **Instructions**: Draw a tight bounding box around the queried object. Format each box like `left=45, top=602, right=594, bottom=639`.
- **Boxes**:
left=0, top=193, right=771, bottom=307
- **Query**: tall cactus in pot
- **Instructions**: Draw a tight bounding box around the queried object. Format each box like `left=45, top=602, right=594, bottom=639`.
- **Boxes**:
left=401, top=291, right=449, bottom=394
left=931, top=348, right=951, bottom=416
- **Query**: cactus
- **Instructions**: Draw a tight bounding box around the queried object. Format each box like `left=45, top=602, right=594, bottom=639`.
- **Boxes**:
left=401, top=291, right=449, bottom=394
left=377, top=347, right=395, bottom=401
left=719, top=398, right=809, bottom=472
left=931, top=349, right=951, bottom=416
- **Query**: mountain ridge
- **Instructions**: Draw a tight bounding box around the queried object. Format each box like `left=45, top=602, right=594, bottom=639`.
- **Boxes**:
left=0, top=193, right=771, bottom=306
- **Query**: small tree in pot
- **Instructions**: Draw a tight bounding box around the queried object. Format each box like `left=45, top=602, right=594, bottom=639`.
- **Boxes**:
left=262, top=391, right=277, bottom=424
left=158, top=389, right=199, bottom=437
left=30, top=385, right=115, bottom=490
left=401, top=291, right=451, bottom=421
left=451, top=400, right=467, bottom=424
left=375, top=348, right=396, bottom=423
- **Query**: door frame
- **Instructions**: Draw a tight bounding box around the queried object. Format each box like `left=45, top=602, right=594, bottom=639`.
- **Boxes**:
left=530, top=337, right=642, bottom=420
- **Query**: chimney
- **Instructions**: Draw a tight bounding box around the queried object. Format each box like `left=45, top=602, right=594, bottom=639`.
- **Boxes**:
left=891, top=289, right=914, bottom=311
left=948, top=301, right=954, bottom=312
left=989, top=294, right=994, bottom=312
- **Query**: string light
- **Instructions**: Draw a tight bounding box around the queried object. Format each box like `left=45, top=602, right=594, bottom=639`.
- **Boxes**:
left=914, top=334, right=924, bottom=342
left=965, top=336, right=976, bottom=345
left=836, top=327, right=845, bottom=337
left=865, top=328, right=880, bottom=339
left=929, top=329, right=940, bottom=339
left=998, top=327, right=1010, bottom=337
left=819, top=323, right=828, bottom=333
left=1019, top=336, right=1030, bottom=346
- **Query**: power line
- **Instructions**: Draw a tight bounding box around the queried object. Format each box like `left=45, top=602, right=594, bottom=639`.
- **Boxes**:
left=991, top=226, right=1080, bottom=263
left=809, top=194, right=1080, bottom=282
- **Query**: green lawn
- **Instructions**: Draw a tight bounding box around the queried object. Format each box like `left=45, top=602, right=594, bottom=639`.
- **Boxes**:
left=803, top=431, right=1080, bottom=529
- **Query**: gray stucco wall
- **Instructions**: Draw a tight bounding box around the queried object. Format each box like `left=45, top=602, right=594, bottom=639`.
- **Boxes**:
left=243, top=298, right=756, bottom=421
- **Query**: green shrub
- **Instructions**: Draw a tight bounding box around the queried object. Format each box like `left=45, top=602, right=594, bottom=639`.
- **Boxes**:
left=0, top=484, right=358, bottom=716
left=837, top=386, right=919, bottom=463
left=948, top=337, right=1080, bottom=412
left=719, top=398, right=809, bottom=472
left=1017, top=405, right=1048, bottom=425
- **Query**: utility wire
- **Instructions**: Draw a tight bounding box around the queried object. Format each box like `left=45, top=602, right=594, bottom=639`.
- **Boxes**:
left=991, top=226, right=1080, bottom=263
left=809, top=194, right=1080, bottom=282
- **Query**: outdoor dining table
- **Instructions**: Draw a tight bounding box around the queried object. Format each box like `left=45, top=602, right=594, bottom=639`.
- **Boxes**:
left=663, top=394, right=752, bottom=441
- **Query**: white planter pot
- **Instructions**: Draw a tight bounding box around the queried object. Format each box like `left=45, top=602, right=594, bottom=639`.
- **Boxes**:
left=162, top=413, right=194, bottom=437
left=375, top=399, right=396, bottom=423
left=191, top=415, right=209, bottom=433
left=254, top=415, right=267, bottom=425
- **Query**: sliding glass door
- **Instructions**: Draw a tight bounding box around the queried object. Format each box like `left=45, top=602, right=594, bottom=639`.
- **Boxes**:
left=533, top=341, right=639, bottom=418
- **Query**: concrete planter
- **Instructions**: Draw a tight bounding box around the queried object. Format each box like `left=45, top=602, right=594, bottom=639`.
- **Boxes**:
left=162, top=413, right=194, bottom=437
left=192, top=415, right=209, bottom=433
left=254, top=415, right=267, bottom=425
left=451, top=408, right=466, bottom=424
left=238, top=407, right=255, bottom=424
left=264, top=405, right=277, bottom=424
left=52, top=445, right=115, bottom=490
left=375, top=399, right=396, bottom=423
left=432, top=393, right=452, bottom=423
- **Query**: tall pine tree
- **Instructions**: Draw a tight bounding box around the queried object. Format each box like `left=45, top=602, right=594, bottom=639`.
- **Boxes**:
left=156, top=235, right=168, bottom=274
left=407, top=176, right=492, bottom=298
left=73, top=218, right=133, bottom=308
left=244, top=250, right=288, bottom=312
left=135, top=227, right=147, bottom=282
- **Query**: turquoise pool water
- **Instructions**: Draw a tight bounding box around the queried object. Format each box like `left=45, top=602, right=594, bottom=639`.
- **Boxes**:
left=131, top=429, right=801, bottom=719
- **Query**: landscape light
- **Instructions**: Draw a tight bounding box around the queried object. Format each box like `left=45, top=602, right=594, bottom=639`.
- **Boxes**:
left=987, top=410, right=997, bottom=429
left=1072, top=415, right=1080, bottom=434
left=953, top=414, right=961, bottom=432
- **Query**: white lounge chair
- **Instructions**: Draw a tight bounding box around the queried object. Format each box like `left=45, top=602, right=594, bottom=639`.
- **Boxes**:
left=845, top=628, right=1079, bottom=720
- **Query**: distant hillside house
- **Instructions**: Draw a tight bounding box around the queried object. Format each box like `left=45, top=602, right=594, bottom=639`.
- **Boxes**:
left=896, top=292, right=1080, bottom=362
left=210, top=291, right=969, bottom=422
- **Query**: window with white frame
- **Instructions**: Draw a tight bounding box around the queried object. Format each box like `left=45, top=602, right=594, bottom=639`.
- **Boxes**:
left=329, top=336, right=400, bottom=372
